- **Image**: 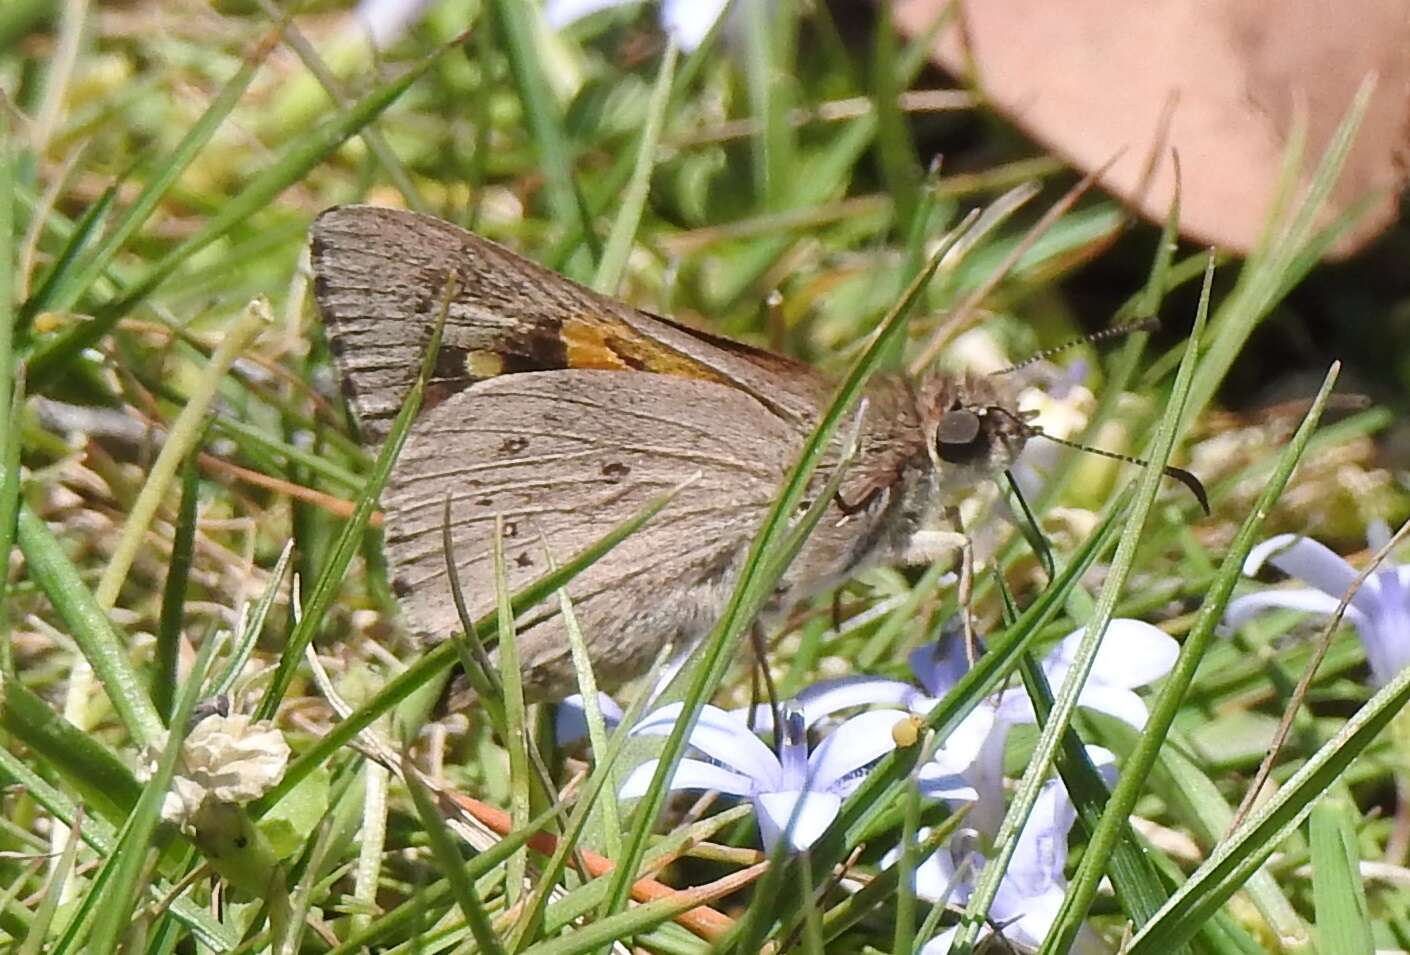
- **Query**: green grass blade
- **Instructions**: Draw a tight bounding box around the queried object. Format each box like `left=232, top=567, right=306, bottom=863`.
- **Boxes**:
left=403, top=764, right=508, bottom=955
left=81, top=632, right=222, bottom=955
left=153, top=451, right=201, bottom=721
left=18, top=799, right=81, bottom=955
left=0, top=117, right=15, bottom=676
left=519, top=866, right=763, bottom=955
left=870, top=4, right=921, bottom=232
left=600, top=234, right=953, bottom=930
left=25, top=23, right=283, bottom=323
left=1015, top=652, right=1170, bottom=922
left=1310, top=800, right=1374, bottom=955
left=0, top=370, right=19, bottom=677
left=15, top=506, right=164, bottom=742
left=953, top=263, right=1208, bottom=955
left=256, top=278, right=452, bottom=721
left=1182, top=82, right=1371, bottom=423
left=211, top=539, right=295, bottom=699
left=490, top=0, right=598, bottom=265
left=1129, top=646, right=1410, bottom=953
left=20, top=180, right=114, bottom=324
left=591, top=41, right=677, bottom=295
left=492, top=517, right=532, bottom=910
left=1043, top=362, right=1342, bottom=954
left=0, top=730, right=234, bottom=949
left=95, top=302, right=268, bottom=610
left=0, top=670, right=141, bottom=823
left=252, top=480, right=687, bottom=815
left=27, top=37, right=451, bottom=388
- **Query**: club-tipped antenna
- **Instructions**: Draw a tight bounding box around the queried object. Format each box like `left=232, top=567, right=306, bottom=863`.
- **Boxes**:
left=991, top=316, right=1161, bottom=376
left=1035, top=428, right=1209, bottom=514
left=990, top=406, right=1210, bottom=514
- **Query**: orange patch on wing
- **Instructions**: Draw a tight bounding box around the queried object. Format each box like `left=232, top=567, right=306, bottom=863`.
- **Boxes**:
left=563, top=316, right=732, bottom=384
left=562, top=321, right=631, bottom=370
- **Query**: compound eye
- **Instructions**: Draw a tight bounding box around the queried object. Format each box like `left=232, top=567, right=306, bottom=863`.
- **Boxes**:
left=935, top=409, right=986, bottom=463
left=937, top=409, right=980, bottom=444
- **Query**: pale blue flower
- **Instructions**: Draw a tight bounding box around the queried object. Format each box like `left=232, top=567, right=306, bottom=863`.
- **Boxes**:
left=353, top=0, right=731, bottom=54
left=743, top=620, right=1175, bottom=829
left=352, top=0, right=435, bottom=49
left=555, top=692, right=625, bottom=745
left=619, top=701, right=904, bottom=851
left=545, top=0, right=731, bottom=51
left=890, top=749, right=1115, bottom=955
left=1226, top=524, right=1410, bottom=687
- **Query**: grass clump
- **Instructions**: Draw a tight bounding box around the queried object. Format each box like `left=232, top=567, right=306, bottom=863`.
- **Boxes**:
left=0, top=3, right=1405, bottom=953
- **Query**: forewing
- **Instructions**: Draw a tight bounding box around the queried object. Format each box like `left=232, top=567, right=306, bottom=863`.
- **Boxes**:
left=382, top=369, right=798, bottom=699
left=310, top=205, right=831, bottom=444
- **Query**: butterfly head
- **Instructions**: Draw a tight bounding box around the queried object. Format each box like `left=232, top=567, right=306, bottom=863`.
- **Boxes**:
left=915, top=373, right=1031, bottom=485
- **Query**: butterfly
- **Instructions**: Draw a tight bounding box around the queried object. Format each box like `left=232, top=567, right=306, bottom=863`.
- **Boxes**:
left=313, top=206, right=1083, bottom=703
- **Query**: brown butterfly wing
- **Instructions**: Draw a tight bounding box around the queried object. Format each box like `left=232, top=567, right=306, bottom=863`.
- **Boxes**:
left=309, top=205, right=831, bottom=444
left=383, top=369, right=800, bottom=700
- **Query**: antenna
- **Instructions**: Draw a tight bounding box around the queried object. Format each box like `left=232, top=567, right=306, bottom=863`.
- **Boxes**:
left=991, top=317, right=1160, bottom=376
left=990, top=406, right=1210, bottom=514
left=1032, top=428, right=1209, bottom=514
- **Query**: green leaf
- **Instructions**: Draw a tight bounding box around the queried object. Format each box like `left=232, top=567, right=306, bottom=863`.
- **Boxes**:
left=27, top=36, right=450, bottom=388
left=15, top=507, right=164, bottom=743
left=1310, top=800, right=1374, bottom=955
left=259, top=765, right=332, bottom=861
left=404, top=763, right=508, bottom=955
left=1044, top=361, right=1343, bottom=955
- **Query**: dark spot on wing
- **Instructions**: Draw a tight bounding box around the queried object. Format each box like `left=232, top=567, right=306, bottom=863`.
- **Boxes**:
left=434, top=345, right=472, bottom=381
left=500, top=436, right=529, bottom=455
left=475, top=496, right=493, bottom=506
left=504, top=521, right=519, bottom=538
left=601, top=461, right=630, bottom=482
left=515, top=553, right=533, bottom=568
left=393, top=576, right=414, bottom=597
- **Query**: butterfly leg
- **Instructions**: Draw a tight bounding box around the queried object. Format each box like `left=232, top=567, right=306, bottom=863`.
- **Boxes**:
left=944, top=506, right=978, bottom=666
left=896, top=519, right=976, bottom=657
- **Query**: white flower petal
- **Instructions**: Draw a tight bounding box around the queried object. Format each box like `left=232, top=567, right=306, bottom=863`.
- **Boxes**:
left=731, top=677, right=926, bottom=733
left=1244, top=535, right=1357, bottom=600
left=1225, top=588, right=1351, bottom=630
left=544, top=0, right=636, bottom=29
left=929, top=704, right=997, bottom=775
left=916, top=764, right=977, bottom=803
left=632, top=703, right=780, bottom=784
left=1077, top=684, right=1150, bottom=729
left=1085, top=619, right=1179, bottom=687
left=1085, top=745, right=1118, bottom=780
left=1362, top=569, right=1410, bottom=685
left=619, top=758, right=755, bottom=799
left=807, top=709, right=908, bottom=789
left=1005, top=778, right=1074, bottom=898
left=660, top=0, right=730, bottom=50
left=354, top=0, right=435, bottom=49
left=799, top=676, right=927, bottom=719
left=993, top=687, right=1038, bottom=725
left=755, top=789, right=840, bottom=851
left=922, top=924, right=993, bottom=955
left=885, top=828, right=978, bottom=904
left=991, top=881, right=1067, bottom=950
